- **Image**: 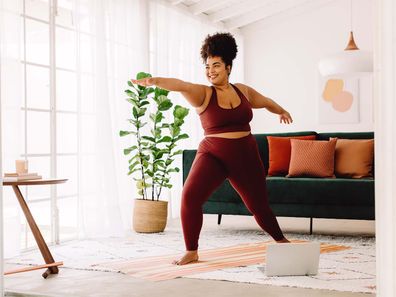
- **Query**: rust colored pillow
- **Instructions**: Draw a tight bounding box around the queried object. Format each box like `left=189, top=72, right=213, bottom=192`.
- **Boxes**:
left=287, top=138, right=337, bottom=178
left=267, top=135, right=316, bottom=176
left=331, top=138, right=374, bottom=178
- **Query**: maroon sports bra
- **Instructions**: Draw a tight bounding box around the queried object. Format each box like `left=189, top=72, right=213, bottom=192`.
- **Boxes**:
left=198, top=84, right=253, bottom=136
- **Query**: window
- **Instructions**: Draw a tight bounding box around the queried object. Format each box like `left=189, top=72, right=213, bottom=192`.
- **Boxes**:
left=20, top=0, right=80, bottom=248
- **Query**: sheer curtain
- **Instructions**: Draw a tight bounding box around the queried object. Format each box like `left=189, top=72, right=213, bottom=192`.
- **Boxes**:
left=0, top=0, right=150, bottom=253
left=0, top=0, right=23, bottom=258
left=149, top=0, right=245, bottom=218
left=75, top=0, right=149, bottom=237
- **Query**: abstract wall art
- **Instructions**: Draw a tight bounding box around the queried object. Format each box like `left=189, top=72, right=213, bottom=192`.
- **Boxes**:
left=318, top=77, right=360, bottom=124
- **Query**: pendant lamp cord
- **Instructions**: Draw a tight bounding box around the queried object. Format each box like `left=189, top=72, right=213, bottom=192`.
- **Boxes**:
left=350, top=0, right=353, bottom=32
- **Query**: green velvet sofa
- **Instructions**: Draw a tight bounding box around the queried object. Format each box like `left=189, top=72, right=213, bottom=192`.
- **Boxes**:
left=182, top=131, right=375, bottom=234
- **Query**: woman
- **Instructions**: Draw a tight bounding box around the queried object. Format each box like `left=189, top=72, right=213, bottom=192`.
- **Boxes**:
left=132, top=32, right=292, bottom=265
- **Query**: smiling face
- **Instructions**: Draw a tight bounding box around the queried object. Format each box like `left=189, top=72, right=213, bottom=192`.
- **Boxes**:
left=205, top=56, right=231, bottom=85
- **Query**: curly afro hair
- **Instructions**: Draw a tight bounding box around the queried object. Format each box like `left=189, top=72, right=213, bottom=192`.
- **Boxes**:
left=200, top=32, right=238, bottom=70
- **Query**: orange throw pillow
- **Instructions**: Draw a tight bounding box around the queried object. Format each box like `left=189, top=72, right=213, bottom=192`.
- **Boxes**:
left=267, top=135, right=316, bottom=176
left=332, top=138, right=374, bottom=178
left=287, top=138, right=337, bottom=178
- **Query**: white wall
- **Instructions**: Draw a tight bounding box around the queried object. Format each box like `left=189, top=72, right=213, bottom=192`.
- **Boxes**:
left=241, top=0, right=374, bottom=133
left=374, top=0, right=396, bottom=295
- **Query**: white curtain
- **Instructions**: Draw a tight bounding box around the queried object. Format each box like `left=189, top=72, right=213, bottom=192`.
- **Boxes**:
left=0, top=0, right=150, bottom=252
left=0, top=0, right=23, bottom=258
left=75, top=0, right=149, bottom=237
left=149, top=0, right=244, bottom=219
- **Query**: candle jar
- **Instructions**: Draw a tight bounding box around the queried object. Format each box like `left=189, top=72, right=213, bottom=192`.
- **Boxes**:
left=15, top=160, right=28, bottom=174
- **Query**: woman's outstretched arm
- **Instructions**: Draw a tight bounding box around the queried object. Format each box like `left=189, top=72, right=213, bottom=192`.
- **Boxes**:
left=131, top=77, right=208, bottom=108
left=236, top=83, right=293, bottom=124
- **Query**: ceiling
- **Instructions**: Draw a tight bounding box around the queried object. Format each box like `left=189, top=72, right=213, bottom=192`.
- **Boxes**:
left=166, top=0, right=335, bottom=30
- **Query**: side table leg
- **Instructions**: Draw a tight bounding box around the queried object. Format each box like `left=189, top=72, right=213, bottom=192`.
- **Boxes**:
left=12, top=185, right=59, bottom=278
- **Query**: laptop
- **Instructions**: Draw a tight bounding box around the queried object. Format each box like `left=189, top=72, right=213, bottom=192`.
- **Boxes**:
left=262, top=242, right=320, bottom=277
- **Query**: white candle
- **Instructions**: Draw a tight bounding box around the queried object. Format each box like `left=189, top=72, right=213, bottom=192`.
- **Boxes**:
left=15, top=160, right=28, bottom=174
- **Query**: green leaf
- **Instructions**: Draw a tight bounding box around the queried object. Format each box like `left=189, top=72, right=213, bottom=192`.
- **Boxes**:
left=142, top=136, right=155, bottom=142
left=123, top=145, right=137, bottom=155
left=143, top=159, right=149, bottom=168
left=167, top=167, right=180, bottom=173
left=170, top=126, right=181, bottom=137
left=126, top=98, right=138, bottom=107
left=125, top=90, right=138, bottom=99
left=129, top=160, right=140, bottom=170
left=158, top=99, right=173, bottom=111
left=136, top=72, right=152, bottom=80
left=155, top=87, right=169, bottom=98
left=174, top=105, right=189, bottom=118
left=173, top=118, right=184, bottom=127
left=171, top=149, right=183, bottom=156
left=127, top=167, right=141, bottom=175
left=159, top=136, right=172, bottom=143
left=155, top=113, right=164, bottom=122
left=175, top=133, right=189, bottom=141
left=128, top=155, right=140, bottom=163
left=127, top=80, right=133, bottom=87
left=157, top=95, right=167, bottom=102
left=132, top=107, right=138, bottom=118
left=153, top=163, right=159, bottom=172
left=142, top=87, right=154, bottom=97
left=138, top=107, right=147, bottom=117
left=119, top=130, right=132, bottom=137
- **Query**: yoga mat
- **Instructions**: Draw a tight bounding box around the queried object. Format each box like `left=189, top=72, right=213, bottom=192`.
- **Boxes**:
left=95, top=240, right=350, bottom=281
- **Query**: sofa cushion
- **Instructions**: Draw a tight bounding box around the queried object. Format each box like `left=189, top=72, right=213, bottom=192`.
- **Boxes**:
left=266, top=177, right=374, bottom=206
left=267, top=135, right=316, bottom=176
left=332, top=138, right=374, bottom=178
left=253, top=131, right=317, bottom=174
left=287, top=138, right=337, bottom=178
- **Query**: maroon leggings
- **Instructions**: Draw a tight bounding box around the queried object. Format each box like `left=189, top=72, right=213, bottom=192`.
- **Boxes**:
left=181, top=133, right=285, bottom=251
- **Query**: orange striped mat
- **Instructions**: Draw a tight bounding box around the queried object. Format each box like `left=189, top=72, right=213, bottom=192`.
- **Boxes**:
left=95, top=240, right=350, bottom=281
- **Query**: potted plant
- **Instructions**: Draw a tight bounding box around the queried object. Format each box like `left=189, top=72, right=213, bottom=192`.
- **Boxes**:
left=120, top=72, right=189, bottom=233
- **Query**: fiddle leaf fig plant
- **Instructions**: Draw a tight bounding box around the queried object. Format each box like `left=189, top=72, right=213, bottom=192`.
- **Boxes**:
left=120, top=72, right=189, bottom=201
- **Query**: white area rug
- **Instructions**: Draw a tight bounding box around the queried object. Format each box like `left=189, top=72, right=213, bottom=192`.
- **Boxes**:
left=6, top=227, right=376, bottom=294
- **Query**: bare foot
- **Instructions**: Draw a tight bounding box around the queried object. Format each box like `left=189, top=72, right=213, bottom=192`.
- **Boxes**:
left=172, top=250, right=199, bottom=265
left=276, top=237, right=291, bottom=243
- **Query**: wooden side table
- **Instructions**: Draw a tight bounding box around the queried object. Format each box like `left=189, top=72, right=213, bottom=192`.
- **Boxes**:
left=2, top=178, right=67, bottom=278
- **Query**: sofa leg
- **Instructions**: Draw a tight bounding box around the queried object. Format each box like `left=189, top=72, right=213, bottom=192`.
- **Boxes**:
left=218, top=214, right=222, bottom=225
left=310, top=217, right=313, bottom=235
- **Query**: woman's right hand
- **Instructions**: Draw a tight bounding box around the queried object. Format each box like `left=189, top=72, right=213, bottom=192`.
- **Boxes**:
left=131, top=77, right=155, bottom=87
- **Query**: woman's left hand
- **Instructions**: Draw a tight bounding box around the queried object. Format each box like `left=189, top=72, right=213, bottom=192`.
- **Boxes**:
left=279, top=111, right=293, bottom=124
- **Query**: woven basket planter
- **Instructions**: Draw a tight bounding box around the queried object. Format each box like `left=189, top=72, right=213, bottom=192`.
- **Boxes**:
left=133, top=199, right=168, bottom=233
